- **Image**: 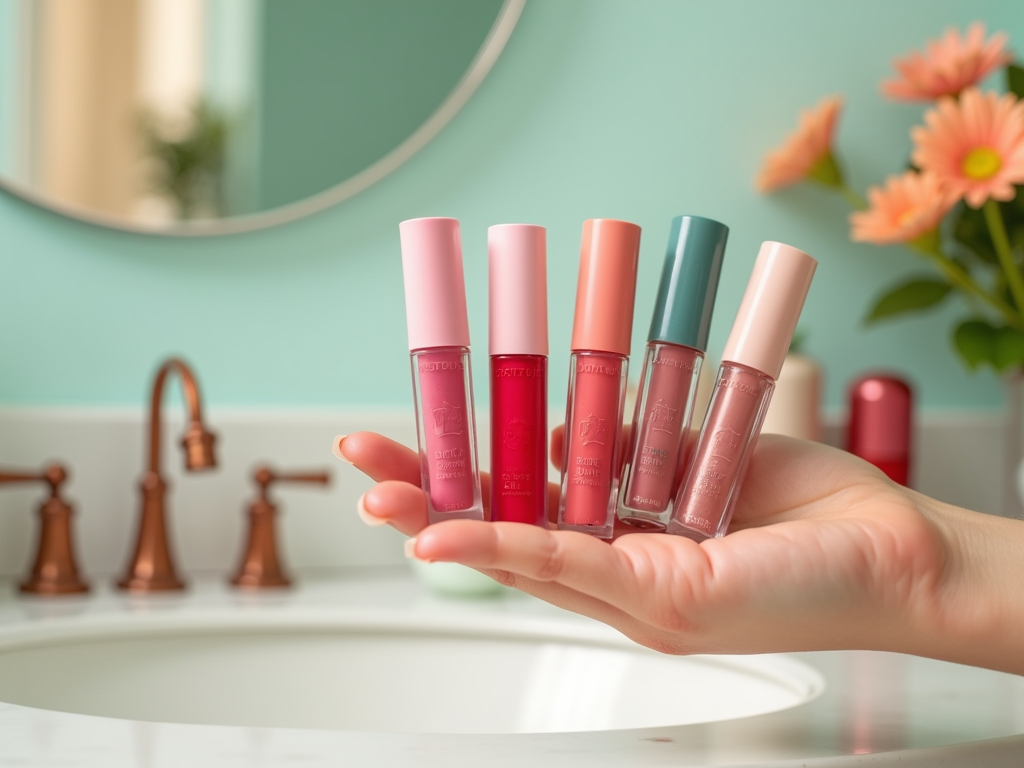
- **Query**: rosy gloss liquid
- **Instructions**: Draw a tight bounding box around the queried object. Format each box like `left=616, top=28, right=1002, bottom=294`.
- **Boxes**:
left=399, top=217, right=484, bottom=524
left=558, top=219, right=641, bottom=539
left=667, top=241, right=817, bottom=541
left=488, top=224, right=548, bottom=525
left=618, top=215, right=729, bottom=530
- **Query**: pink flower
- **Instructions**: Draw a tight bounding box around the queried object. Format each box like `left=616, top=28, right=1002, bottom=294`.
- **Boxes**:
left=882, top=23, right=1012, bottom=102
left=849, top=171, right=957, bottom=245
left=911, top=88, right=1024, bottom=208
left=756, top=96, right=844, bottom=193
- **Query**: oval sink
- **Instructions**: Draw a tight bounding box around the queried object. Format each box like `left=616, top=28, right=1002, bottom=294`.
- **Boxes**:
left=0, top=613, right=823, bottom=734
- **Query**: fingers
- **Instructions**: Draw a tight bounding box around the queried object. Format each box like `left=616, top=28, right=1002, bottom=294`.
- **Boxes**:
left=334, top=432, right=421, bottom=486
left=408, top=520, right=692, bottom=615
left=359, top=480, right=430, bottom=536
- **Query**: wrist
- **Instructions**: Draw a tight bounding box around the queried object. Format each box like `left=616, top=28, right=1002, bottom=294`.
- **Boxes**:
left=913, top=496, right=1024, bottom=675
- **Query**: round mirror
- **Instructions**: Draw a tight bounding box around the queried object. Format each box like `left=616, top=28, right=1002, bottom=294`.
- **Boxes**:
left=0, top=0, right=523, bottom=235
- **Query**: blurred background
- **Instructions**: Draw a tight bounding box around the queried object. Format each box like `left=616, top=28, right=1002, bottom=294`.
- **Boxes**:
left=0, top=0, right=1021, bottom=412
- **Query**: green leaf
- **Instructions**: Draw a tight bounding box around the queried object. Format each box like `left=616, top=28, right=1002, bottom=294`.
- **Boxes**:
left=994, top=326, right=1024, bottom=372
left=864, top=278, right=952, bottom=323
left=1008, top=63, right=1024, bottom=100
left=953, top=319, right=998, bottom=370
left=951, top=320, right=1024, bottom=372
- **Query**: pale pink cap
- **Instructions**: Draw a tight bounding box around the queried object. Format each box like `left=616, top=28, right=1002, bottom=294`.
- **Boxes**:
left=722, top=241, right=817, bottom=381
left=399, top=217, right=471, bottom=351
left=488, top=224, right=548, bottom=356
left=570, top=219, right=641, bottom=355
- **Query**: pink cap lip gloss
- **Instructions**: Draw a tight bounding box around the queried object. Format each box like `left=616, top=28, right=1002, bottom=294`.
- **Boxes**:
left=399, top=217, right=484, bottom=524
left=558, top=219, right=641, bottom=539
left=667, top=241, right=817, bottom=541
left=488, top=224, right=549, bottom=526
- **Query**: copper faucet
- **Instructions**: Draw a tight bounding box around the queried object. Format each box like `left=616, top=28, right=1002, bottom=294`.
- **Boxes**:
left=0, top=463, right=89, bottom=594
left=118, top=357, right=217, bottom=593
left=230, top=465, right=330, bottom=589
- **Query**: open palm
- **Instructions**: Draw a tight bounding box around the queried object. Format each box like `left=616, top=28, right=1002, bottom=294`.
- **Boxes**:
left=338, top=428, right=956, bottom=660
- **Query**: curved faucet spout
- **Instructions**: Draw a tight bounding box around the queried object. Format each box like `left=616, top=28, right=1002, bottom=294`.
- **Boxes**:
left=119, top=357, right=217, bottom=593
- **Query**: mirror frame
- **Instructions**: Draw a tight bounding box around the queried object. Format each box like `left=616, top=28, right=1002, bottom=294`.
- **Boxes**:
left=0, top=0, right=525, bottom=237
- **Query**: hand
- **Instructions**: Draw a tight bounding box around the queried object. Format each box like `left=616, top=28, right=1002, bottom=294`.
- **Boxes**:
left=335, top=428, right=1024, bottom=674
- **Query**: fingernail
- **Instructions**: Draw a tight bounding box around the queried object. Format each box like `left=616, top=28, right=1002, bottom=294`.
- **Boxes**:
left=404, top=538, right=423, bottom=560
left=331, top=435, right=352, bottom=464
left=356, top=493, right=387, bottom=527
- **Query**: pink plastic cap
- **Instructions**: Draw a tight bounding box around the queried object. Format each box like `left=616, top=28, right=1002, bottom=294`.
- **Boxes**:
left=722, top=241, right=817, bottom=381
left=488, top=224, right=548, bottom=356
left=570, top=219, right=641, bottom=355
left=399, top=217, right=472, bottom=351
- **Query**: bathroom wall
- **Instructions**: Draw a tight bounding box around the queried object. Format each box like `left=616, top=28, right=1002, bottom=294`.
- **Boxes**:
left=1, top=0, right=1022, bottom=413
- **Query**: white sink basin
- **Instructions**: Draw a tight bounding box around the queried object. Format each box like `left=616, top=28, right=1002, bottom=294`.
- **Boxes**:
left=0, top=613, right=824, bottom=734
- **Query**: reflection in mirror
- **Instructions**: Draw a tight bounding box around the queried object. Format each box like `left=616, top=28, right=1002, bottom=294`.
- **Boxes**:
left=0, top=0, right=520, bottom=234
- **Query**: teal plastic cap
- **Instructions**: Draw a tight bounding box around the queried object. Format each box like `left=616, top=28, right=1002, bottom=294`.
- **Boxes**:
left=647, top=215, right=729, bottom=350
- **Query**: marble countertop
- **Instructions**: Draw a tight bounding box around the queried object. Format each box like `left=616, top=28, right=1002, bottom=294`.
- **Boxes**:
left=1, top=568, right=1022, bottom=767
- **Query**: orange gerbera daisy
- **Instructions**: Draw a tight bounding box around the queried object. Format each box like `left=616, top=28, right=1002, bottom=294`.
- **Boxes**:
left=911, top=88, right=1024, bottom=208
left=756, top=95, right=844, bottom=193
left=882, top=23, right=1012, bottom=102
left=850, top=171, right=957, bottom=245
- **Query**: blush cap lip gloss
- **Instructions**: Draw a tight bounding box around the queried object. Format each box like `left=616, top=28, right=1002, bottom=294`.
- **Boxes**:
left=399, top=217, right=470, bottom=352
left=488, top=224, right=549, bottom=526
left=488, top=224, right=548, bottom=357
left=570, top=219, right=642, bottom=355
left=647, top=215, right=729, bottom=351
left=721, top=241, right=817, bottom=380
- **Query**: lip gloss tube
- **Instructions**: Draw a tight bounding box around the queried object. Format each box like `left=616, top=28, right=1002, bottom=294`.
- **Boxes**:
left=667, top=241, right=817, bottom=542
left=488, top=224, right=548, bottom=525
left=618, top=215, right=729, bottom=531
left=399, top=217, right=484, bottom=524
left=558, top=219, right=641, bottom=539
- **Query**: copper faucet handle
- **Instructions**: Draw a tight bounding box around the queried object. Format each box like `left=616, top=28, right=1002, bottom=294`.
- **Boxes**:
left=252, top=466, right=331, bottom=500
left=231, top=465, right=331, bottom=590
left=0, top=462, right=88, bottom=596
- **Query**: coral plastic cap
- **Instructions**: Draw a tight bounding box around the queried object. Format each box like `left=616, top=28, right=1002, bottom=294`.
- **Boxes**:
left=488, top=224, right=548, bottom=356
left=399, top=217, right=472, bottom=351
left=570, top=219, right=641, bottom=355
left=722, top=241, right=817, bottom=381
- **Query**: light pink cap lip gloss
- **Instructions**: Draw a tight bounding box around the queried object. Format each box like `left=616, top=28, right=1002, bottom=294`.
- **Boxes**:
left=721, top=241, right=817, bottom=380
left=488, top=224, right=548, bottom=356
left=399, top=217, right=471, bottom=351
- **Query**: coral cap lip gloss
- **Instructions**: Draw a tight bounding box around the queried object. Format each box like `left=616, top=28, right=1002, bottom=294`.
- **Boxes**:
left=618, top=215, right=729, bottom=531
left=558, top=218, right=641, bottom=539
left=488, top=224, right=548, bottom=526
left=399, top=217, right=484, bottom=524
left=668, top=241, right=816, bottom=542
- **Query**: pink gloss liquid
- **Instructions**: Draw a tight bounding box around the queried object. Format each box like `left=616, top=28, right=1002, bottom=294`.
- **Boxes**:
left=410, top=347, right=483, bottom=523
left=618, top=342, right=703, bottom=530
left=667, top=362, right=774, bottom=541
left=490, top=355, right=548, bottom=525
left=558, top=351, right=628, bottom=538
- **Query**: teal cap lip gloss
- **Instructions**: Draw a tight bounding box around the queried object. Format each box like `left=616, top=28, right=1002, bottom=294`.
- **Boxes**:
left=647, top=215, right=729, bottom=351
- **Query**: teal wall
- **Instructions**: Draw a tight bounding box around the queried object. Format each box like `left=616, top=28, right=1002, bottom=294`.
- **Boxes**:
left=1, top=0, right=1022, bottom=411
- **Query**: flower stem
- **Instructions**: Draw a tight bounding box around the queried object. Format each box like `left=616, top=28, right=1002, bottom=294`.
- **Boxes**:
left=912, top=239, right=1022, bottom=329
left=838, top=184, right=866, bottom=210
left=984, top=199, right=1024, bottom=318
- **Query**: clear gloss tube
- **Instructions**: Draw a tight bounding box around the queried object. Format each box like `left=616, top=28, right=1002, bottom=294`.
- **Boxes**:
left=618, top=341, right=702, bottom=529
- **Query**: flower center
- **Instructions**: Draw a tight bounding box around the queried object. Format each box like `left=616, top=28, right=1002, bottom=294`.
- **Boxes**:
left=961, top=147, right=1002, bottom=180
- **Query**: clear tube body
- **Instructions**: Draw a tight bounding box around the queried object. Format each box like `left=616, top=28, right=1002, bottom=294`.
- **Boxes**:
left=617, top=341, right=703, bottom=530
left=490, top=355, right=548, bottom=525
left=410, top=346, right=484, bottom=523
left=667, top=362, right=774, bottom=541
left=557, top=350, right=629, bottom=539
